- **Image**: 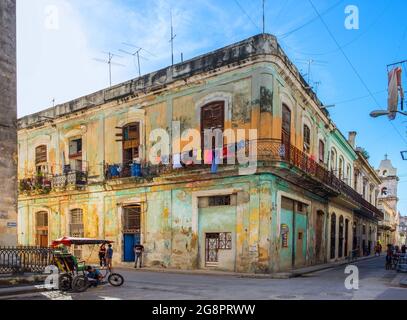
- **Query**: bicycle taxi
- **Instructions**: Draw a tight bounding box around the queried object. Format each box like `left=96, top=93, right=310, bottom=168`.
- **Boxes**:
left=51, top=237, right=124, bottom=292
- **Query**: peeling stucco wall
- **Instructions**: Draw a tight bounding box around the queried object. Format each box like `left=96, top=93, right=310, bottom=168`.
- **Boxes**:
left=0, top=0, right=17, bottom=246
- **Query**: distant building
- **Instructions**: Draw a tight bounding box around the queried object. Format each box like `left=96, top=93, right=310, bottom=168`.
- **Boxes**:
left=399, top=215, right=407, bottom=246
left=377, top=156, right=399, bottom=247
left=0, top=0, right=17, bottom=246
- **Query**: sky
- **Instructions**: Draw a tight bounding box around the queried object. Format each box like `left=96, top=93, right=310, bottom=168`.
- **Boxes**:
left=16, top=0, right=407, bottom=215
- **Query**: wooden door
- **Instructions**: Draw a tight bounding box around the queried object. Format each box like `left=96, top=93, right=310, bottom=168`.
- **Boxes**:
left=201, top=102, right=225, bottom=153
left=281, top=104, right=291, bottom=160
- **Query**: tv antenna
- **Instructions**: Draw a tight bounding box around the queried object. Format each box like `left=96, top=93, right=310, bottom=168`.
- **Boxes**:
left=296, top=59, right=327, bottom=85
left=120, top=44, right=155, bottom=78
left=93, top=52, right=125, bottom=87
left=170, top=9, right=177, bottom=66
left=262, top=0, right=266, bottom=34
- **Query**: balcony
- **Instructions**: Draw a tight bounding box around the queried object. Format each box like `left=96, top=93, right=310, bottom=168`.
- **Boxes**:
left=19, top=175, right=52, bottom=195
left=18, top=171, right=87, bottom=196
left=52, top=171, right=88, bottom=191
left=104, top=139, right=383, bottom=220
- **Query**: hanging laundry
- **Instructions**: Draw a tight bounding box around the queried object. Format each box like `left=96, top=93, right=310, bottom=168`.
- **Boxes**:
left=388, top=67, right=403, bottom=120
left=173, top=153, right=183, bottom=169
left=204, top=149, right=213, bottom=165
left=211, top=149, right=221, bottom=174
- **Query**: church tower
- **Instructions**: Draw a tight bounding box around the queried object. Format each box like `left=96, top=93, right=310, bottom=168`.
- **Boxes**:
left=377, top=155, right=399, bottom=212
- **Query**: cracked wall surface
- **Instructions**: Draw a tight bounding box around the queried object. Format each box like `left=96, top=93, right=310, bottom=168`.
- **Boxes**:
left=0, top=0, right=17, bottom=246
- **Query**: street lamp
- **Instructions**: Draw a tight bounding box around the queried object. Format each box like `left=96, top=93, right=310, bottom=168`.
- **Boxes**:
left=370, top=110, right=407, bottom=118
left=401, top=151, right=407, bottom=161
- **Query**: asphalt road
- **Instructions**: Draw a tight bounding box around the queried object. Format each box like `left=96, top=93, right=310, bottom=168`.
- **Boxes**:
left=3, top=257, right=407, bottom=300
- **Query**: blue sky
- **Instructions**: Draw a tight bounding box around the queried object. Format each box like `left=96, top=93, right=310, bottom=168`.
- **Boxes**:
left=17, top=0, right=407, bottom=215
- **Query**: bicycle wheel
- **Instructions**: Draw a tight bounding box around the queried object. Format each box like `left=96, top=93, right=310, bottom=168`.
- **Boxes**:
left=108, top=273, right=124, bottom=287
left=72, top=275, right=90, bottom=293
left=58, top=274, right=73, bottom=292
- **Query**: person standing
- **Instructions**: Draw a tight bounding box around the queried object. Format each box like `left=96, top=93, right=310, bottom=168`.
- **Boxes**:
left=106, top=244, right=114, bottom=271
left=134, top=243, right=145, bottom=268
left=99, top=243, right=106, bottom=267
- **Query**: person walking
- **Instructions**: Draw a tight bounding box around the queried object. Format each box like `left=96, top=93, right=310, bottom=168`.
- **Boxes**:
left=99, top=243, right=106, bottom=267
left=134, top=243, right=145, bottom=268
left=105, top=244, right=114, bottom=271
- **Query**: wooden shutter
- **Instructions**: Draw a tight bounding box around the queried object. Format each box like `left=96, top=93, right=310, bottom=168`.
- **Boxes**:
left=35, top=145, right=47, bottom=164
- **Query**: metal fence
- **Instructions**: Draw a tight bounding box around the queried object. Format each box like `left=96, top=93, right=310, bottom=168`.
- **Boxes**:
left=0, top=246, right=54, bottom=275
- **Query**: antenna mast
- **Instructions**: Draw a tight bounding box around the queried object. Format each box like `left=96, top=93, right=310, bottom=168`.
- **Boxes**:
left=262, top=0, right=265, bottom=34
left=170, top=9, right=177, bottom=66
left=93, top=52, right=125, bottom=87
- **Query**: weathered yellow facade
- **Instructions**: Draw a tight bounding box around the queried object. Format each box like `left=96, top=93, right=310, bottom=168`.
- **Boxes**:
left=17, top=34, right=383, bottom=273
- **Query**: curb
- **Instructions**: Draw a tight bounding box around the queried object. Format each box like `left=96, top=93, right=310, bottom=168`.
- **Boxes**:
left=0, top=275, right=47, bottom=287
left=116, top=255, right=379, bottom=279
left=0, top=285, right=46, bottom=298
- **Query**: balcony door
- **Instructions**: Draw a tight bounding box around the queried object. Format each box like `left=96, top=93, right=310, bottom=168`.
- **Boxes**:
left=282, top=105, right=291, bottom=159
left=122, top=123, right=140, bottom=175
left=201, top=102, right=225, bottom=157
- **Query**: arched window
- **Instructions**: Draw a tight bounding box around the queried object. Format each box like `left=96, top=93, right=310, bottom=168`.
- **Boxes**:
left=201, top=101, right=225, bottom=153
left=318, top=140, right=325, bottom=163
left=282, top=104, right=291, bottom=146
left=338, top=156, right=344, bottom=179
left=338, top=216, right=344, bottom=258
left=381, top=187, right=388, bottom=196
left=330, top=148, right=337, bottom=172
left=123, top=123, right=141, bottom=166
left=354, top=169, right=359, bottom=191
left=35, top=145, right=48, bottom=174
left=346, top=164, right=351, bottom=185
left=303, top=124, right=311, bottom=154
left=330, top=213, right=337, bottom=259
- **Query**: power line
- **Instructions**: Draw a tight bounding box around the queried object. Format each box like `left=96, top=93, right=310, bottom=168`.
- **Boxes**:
left=278, top=0, right=344, bottom=39
left=308, top=0, right=407, bottom=147
left=279, top=3, right=391, bottom=56
left=233, top=0, right=262, bottom=33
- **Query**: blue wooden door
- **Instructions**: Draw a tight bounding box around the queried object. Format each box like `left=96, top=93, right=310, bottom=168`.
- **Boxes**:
left=124, top=234, right=135, bottom=262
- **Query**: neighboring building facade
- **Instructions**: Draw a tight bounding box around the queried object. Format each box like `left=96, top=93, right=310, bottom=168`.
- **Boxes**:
left=377, top=156, right=399, bottom=247
left=0, top=0, right=17, bottom=246
left=352, top=146, right=381, bottom=256
left=17, top=34, right=383, bottom=273
left=399, top=215, right=407, bottom=246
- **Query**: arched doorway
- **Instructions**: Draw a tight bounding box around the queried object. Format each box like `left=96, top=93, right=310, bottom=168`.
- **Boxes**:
left=35, top=211, right=48, bottom=247
left=315, top=210, right=325, bottom=263
left=330, top=213, right=336, bottom=260
left=338, top=216, right=344, bottom=258
left=344, top=219, right=349, bottom=257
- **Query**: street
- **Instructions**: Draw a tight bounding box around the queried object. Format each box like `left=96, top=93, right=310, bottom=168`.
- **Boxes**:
left=3, top=257, right=406, bottom=300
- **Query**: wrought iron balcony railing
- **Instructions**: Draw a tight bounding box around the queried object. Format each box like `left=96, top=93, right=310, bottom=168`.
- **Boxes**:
left=104, top=139, right=382, bottom=220
left=19, top=174, right=53, bottom=194
left=52, top=171, right=88, bottom=190
left=19, top=171, right=87, bottom=195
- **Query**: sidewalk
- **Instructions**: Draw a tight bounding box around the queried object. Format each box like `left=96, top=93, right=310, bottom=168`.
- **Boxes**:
left=117, top=254, right=380, bottom=279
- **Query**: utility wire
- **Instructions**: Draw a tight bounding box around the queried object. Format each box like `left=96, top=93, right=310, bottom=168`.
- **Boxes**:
left=233, top=0, right=262, bottom=33
left=308, top=0, right=407, bottom=147
left=278, top=0, right=344, bottom=39
left=279, top=3, right=392, bottom=56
